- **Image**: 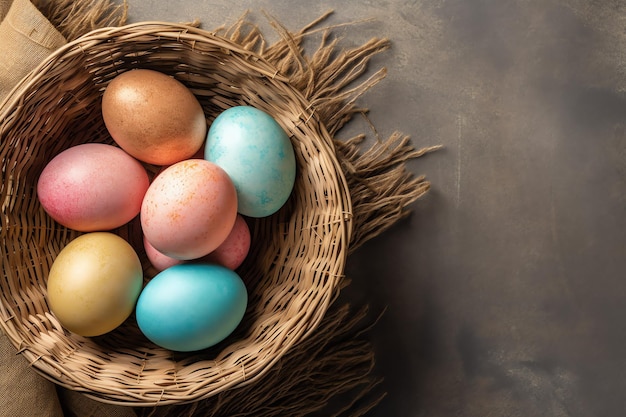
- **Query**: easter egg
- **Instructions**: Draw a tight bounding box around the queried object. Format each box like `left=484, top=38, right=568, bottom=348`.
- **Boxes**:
left=141, top=159, right=237, bottom=260
left=37, top=143, right=149, bottom=232
left=204, top=105, right=296, bottom=217
left=144, top=214, right=251, bottom=272
left=202, top=214, right=251, bottom=270
left=102, top=69, right=207, bottom=165
left=143, top=234, right=183, bottom=272
left=135, top=263, right=248, bottom=351
left=46, top=232, right=143, bottom=337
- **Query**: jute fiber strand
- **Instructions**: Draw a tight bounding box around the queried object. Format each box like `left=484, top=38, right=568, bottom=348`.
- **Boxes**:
left=0, top=10, right=437, bottom=414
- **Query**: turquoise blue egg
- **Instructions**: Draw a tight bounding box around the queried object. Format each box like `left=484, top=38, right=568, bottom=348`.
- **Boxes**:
left=205, top=106, right=296, bottom=218
left=135, top=263, right=247, bottom=352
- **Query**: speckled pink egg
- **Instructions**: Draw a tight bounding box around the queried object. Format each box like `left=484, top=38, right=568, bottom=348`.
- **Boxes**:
left=202, top=214, right=251, bottom=270
left=37, top=143, right=149, bottom=231
left=141, top=159, right=237, bottom=260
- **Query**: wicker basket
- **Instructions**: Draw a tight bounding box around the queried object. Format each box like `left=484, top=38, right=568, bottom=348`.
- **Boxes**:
left=0, top=21, right=352, bottom=405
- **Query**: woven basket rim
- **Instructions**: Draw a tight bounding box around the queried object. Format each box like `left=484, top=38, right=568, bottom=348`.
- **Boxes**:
left=0, top=21, right=294, bottom=122
left=0, top=21, right=353, bottom=405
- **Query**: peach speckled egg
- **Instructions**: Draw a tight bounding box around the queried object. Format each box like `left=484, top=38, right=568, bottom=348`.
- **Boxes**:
left=141, top=159, right=237, bottom=260
left=102, top=69, right=207, bottom=165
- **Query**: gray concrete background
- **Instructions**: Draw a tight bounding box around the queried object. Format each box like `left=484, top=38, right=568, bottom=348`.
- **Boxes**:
left=129, top=1, right=626, bottom=416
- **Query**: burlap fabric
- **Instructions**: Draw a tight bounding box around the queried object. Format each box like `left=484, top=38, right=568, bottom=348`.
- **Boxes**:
left=0, top=0, right=64, bottom=101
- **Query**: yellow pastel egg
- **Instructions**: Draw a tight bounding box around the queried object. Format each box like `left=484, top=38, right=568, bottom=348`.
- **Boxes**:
left=46, top=232, right=143, bottom=337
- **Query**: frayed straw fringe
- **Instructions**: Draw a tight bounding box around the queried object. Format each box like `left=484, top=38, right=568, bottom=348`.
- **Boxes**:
left=21, top=5, right=438, bottom=417
left=32, top=0, right=128, bottom=41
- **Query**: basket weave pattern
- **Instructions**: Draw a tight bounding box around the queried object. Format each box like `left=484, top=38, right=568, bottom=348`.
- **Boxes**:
left=0, top=22, right=352, bottom=405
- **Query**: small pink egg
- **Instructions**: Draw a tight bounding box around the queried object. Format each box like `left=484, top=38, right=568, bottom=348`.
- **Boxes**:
left=143, top=234, right=183, bottom=271
left=37, top=143, right=149, bottom=232
left=141, top=159, right=237, bottom=260
left=144, top=215, right=250, bottom=272
left=201, top=214, right=251, bottom=270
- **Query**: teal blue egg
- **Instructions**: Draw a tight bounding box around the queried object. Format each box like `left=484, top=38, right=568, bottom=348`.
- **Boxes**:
left=205, top=106, right=296, bottom=218
left=135, top=263, right=247, bottom=352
